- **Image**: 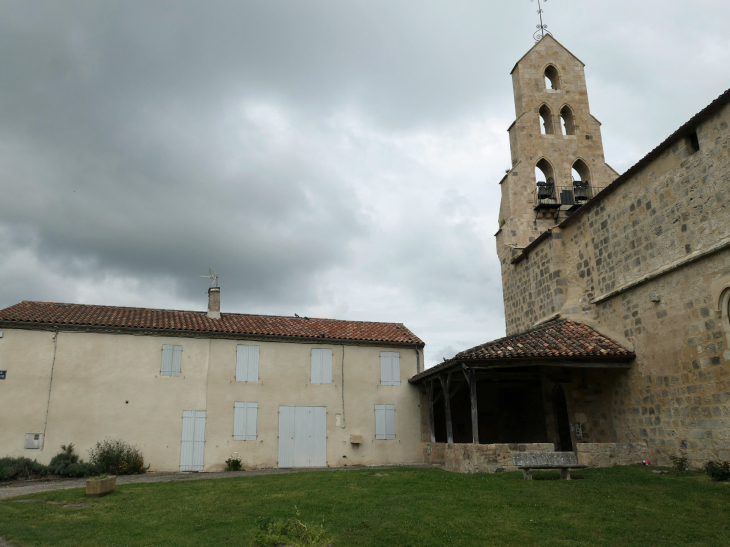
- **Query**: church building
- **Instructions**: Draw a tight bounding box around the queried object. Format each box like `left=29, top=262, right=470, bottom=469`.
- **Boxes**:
left=412, top=35, right=730, bottom=471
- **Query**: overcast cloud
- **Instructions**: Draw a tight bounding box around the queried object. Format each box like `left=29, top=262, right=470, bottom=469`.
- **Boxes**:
left=0, top=0, right=728, bottom=367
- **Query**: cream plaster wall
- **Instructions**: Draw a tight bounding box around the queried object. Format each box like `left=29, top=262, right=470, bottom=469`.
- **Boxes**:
left=0, top=328, right=423, bottom=472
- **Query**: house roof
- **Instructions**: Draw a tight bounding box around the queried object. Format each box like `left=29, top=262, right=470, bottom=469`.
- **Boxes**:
left=0, top=301, right=424, bottom=346
left=514, top=85, right=730, bottom=264
left=409, top=319, right=634, bottom=383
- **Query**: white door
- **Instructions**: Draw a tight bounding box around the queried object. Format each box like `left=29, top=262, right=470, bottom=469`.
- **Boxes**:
left=180, top=410, right=206, bottom=471
left=278, top=406, right=326, bottom=468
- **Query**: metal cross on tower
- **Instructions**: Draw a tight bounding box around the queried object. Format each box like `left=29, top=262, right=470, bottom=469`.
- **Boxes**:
left=531, top=0, right=552, bottom=41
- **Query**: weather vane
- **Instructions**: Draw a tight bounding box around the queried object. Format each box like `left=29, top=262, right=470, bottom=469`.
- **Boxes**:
left=531, top=0, right=552, bottom=42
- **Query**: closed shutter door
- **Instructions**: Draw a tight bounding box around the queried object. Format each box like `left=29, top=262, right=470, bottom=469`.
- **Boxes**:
left=390, top=354, right=400, bottom=386
left=380, top=352, right=400, bottom=386
left=236, top=345, right=259, bottom=382
left=278, top=406, right=326, bottom=468
left=375, top=405, right=386, bottom=439
left=180, top=410, right=206, bottom=471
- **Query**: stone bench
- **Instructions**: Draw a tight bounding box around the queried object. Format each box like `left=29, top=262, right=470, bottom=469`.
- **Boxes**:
left=511, top=452, right=587, bottom=480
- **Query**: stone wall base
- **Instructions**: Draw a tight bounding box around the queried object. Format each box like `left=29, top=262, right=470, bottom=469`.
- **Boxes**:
left=425, top=442, right=649, bottom=474
left=576, top=442, right=649, bottom=468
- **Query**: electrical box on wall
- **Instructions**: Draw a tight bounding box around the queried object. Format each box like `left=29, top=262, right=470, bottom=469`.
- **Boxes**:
left=0, top=331, right=3, bottom=338
left=24, top=433, right=43, bottom=449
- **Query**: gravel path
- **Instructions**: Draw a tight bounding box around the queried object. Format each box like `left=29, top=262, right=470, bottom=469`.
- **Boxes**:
left=0, top=463, right=433, bottom=500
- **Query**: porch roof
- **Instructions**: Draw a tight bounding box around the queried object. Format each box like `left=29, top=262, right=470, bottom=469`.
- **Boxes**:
left=409, top=320, right=635, bottom=383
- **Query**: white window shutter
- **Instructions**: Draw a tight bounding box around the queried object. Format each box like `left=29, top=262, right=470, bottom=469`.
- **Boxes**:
left=385, top=405, right=396, bottom=439
left=311, top=349, right=326, bottom=384
left=236, top=345, right=259, bottom=382
left=322, top=349, right=332, bottom=384
left=380, top=352, right=392, bottom=385
left=161, top=345, right=174, bottom=376
left=375, top=405, right=386, bottom=439
left=171, top=345, right=182, bottom=377
left=246, top=402, right=258, bottom=440
left=391, top=354, right=400, bottom=386
left=234, top=402, right=258, bottom=441
left=233, top=402, right=247, bottom=440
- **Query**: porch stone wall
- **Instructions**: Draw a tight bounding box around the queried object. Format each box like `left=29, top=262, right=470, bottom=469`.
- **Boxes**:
left=423, top=442, right=447, bottom=465
left=576, top=442, right=649, bottom=468
left=443, top=443, right=555, bottom=474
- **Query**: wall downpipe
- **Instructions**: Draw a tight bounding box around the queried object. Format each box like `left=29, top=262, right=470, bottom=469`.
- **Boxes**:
left=415, top=346, right=420, bottom=374
left=340, top=344, right=346, bottom=428
left=41, top=329, right=59, bottom=450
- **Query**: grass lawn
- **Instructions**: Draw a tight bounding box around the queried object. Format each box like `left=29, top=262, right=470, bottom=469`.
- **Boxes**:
left=1, top=466, right=730, bottom=546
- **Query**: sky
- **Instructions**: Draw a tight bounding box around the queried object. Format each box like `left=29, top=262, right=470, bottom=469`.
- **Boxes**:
left=0, top=0, right=728, bottom=368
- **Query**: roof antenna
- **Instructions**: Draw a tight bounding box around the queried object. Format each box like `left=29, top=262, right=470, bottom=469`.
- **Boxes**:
left=531, top=0, right=552, bottom=41
left=200, top=267, right=219, bottom=288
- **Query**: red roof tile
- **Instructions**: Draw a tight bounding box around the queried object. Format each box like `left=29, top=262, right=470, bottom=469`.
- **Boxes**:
left=0, top=301, right=423, bottom=346
left=410, top=319, right=633, bottom=382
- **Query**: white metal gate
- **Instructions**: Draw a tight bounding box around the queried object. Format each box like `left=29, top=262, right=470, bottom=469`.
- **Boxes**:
left=180, top=410, right=206, bottom=471
left=278, top=406, right=326, bottom=468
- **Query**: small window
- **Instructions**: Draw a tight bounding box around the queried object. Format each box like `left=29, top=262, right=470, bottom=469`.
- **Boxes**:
left=236, top=345, right=260, bottom=382
left=375, top=405, right=396, bottom=440
left=24, top=433, right=43, bottom=449
left=311, top=348, right=333, bottom=384
left=539, top=104, right=554, bottom=135
left=544, top=65, right=560, bottom=90
left=161, top=345, right=182, bottom=377
left=687, top=131, right=700, bottom=154
left=233, top=402, right=258, bottom=440
left=380, top=352, right=401, bottom=386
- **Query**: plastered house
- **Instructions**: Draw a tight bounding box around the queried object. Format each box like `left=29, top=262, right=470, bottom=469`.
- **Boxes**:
left=0, top=287, right=424, bottom=471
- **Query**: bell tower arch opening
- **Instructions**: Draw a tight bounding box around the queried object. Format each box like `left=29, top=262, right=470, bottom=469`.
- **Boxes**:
left=572, top=159, right=591, bottom=202
left=535, top=159, right=556, bottom=200
left=544, top=64, right=560, bottom=90
left=539, top=104, right=555, bottom=135
left=560, top=105, right=575, bottom=135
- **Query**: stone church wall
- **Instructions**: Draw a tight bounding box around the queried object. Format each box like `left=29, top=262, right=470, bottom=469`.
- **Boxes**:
left=502, top=99, right=730, bottom=466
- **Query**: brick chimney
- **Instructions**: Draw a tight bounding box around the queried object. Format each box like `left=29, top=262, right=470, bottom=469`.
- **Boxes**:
left=207, top=287, right=221, bottom=319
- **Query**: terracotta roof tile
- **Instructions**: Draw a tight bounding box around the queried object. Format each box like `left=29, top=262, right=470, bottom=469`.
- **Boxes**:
left=410, top=319, right=633, bottom=382
left=0, top=301, right=423, bottom=346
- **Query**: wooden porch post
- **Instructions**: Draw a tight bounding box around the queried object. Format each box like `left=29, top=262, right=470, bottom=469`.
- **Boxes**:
left=439, top=372, right=453, bottom=444
left=462, top=365, right=479, bottom=445
left=425, top=380, right=436, bottom=443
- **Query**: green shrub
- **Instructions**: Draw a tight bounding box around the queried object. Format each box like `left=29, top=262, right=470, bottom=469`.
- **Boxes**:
left=0, top=457, right=48, bottom=481
left=704, top=460, right=730, bottom=482
left=253, top=508, right=332, bottom=547
left=48, top=444, right=98, bottom=477
left=88, top=439, right=148, bottom=475
left=225, top=452, right=243, bottom=471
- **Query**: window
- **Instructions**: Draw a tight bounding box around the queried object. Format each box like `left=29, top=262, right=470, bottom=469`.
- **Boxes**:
left=380, top=352, right=401, bottom=386
left=688, top=131, right=700, bottom=154
left=560, top=105, right=575, bottom=135
left=236, top=345, right=259, bottom=382
left=375, top=405, right=396, bottom=440
left=539, top=104, right=554, bottom=135
left=311, top=348, right=333, bottom=384
left=233, top=402, right=258, bottom=440
left=161, top=344, right=182, bottom=376
left=544, top=65, right=560, bottom=90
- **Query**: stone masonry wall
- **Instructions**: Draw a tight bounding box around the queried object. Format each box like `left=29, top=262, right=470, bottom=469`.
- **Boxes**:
left=502, top=99, right=730, bottom=467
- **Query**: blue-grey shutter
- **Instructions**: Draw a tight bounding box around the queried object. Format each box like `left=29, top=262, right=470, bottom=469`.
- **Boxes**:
left=246, top=402, right=258, bottom=440
left=311, top=349, right=331, bottom=384
left=161, top=345, right=174, bottom=376
left=375, top=405, right=386, bottom=439
left=391, top=353, right=400, bottom=386
left=171, top=345, right=182, bottom=377
left=380, top=353, right=392, bottom=385
left=180, top=410, right=206, bottom=471
left=385, top=405, right=396, bottom=439
left=311, top=349, right=321, bottom=384
left=234, top=402, right=258, bottom=440
left=162, top=344, right=182, bottom=376
left=236, top=345, right=259, bottom=382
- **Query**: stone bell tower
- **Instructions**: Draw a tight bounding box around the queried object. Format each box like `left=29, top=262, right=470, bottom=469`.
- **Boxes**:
left=495, top=35, right=618, bottom=277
